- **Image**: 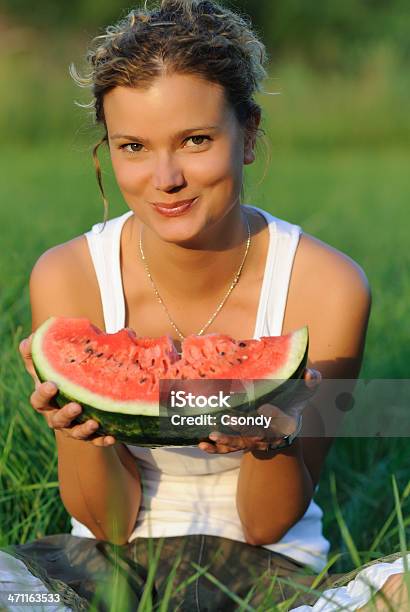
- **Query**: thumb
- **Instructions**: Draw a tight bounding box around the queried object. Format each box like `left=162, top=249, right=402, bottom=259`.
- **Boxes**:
left=19, top=334, right=40, bottom=385
left=257, top=404, right=284, bottom=418
left=19, top=334, right=33, bottom=357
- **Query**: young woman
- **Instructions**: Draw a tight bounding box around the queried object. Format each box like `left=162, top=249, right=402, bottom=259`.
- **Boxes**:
left=12, top=0, right=409, bottom=609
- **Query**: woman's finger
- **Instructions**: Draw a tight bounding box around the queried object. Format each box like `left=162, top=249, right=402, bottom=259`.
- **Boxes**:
left=304, top=368, right=322, bottom=388
left=64, top=420, right=101, bottom=440
left=223, top=420, right=266, bottom=439
left=257, top=403, right=286, bottom=418
left=19, top=335, right=40, bottom=384
left=49, top=414, right=117, bottom=447
left=18, top=335, right=32, bottom=360
left=201, top=441, right=242, bottom=454
left=48, top=404, right=101, bottom=440
left=50, top=412, right=116, bottom=446
left=207, top=432, right=265, bottom=453
left=22, top=360, right=117, bottom=446
left=49, top=402, right=83, bottom=429
left=271, top=369, right=321, bottom=417
left=30, top=381, right=58, bottom=412
left=90, top=436, right=117, bottom=448
left=257, top=404, right=297, bottom=436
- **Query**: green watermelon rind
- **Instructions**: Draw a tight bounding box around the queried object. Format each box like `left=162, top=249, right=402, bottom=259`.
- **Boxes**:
left=31, top=319, right=309, bottom=447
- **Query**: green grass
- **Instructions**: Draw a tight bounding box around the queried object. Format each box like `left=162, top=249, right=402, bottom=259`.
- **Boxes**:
left=1, top=44, right=409, bottom=607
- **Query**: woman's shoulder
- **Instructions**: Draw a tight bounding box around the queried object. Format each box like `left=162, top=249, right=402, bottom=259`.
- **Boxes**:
left=252, top=203, right=371, bottom=308
left=295, top=231, right=370, bottom=293
left=29, top=235, right=103, bottom=329
left=283, top=229, right=371, bottom=339
left=283, top=232, right=371, bottom=352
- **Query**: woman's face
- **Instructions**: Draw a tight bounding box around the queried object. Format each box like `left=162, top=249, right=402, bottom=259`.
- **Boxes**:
left=104, top=73, right=257, bottom=244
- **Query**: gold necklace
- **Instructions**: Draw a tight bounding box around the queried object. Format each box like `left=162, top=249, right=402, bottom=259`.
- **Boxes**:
left=139, top=212, right=251, bottom=342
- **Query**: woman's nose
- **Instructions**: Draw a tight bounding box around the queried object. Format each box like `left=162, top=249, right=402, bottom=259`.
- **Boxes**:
left=152, top=153, right=186, bottom=192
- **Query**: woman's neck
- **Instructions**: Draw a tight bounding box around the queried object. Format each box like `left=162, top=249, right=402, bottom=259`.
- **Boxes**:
left=130, top=204, right=252, bottom=303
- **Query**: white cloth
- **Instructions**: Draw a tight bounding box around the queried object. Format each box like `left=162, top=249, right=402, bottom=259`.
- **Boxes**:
left=291, top=554, right=410, bottom=611
left=0, top=550, right=72, bottom=611
left=77, top=204, right=330, bottom=573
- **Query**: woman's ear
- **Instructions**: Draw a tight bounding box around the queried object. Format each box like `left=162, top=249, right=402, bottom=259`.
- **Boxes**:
left=244, top=108, right=261, bottom=165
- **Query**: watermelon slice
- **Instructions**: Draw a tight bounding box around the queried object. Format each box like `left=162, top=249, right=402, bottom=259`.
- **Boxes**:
left=31, top=317, right=308, bottom=447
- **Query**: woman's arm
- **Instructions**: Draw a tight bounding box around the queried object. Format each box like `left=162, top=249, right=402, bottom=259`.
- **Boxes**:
left=237, top=440, right=313, bottom=545
left=29, top=244, right=142, bottom=545
left=236, top=235, right=372, bottom=545
left=55, top=431, right=141, bottom=544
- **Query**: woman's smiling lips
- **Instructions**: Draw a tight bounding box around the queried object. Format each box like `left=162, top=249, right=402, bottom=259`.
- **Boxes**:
left=151, top=197, right=198, bottom=217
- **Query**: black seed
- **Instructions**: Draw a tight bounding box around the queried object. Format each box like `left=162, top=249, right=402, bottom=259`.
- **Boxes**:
left=151, top=359, right=155, bottom=366
left=140, top=378, right=147, bottom=383
left=70, top=359, right=76, bottom=363
left=210, top=367, right=216, bottom=373
left=239, top=342, right=247, bottom=348
left=85, top=339, right=91, bottom=344
left=85, top=347, right=94, bottom=354
left=220, top=351, right=226, bottom=356
left=96, top=353, right=104, bottom=358
left=237, top=358, right=242, bottom=363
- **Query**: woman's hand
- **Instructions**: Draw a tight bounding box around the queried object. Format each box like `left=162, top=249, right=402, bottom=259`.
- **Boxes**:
left=198, top=368, right=321, bottom=454
left=19, top=334, right=116, bottom=447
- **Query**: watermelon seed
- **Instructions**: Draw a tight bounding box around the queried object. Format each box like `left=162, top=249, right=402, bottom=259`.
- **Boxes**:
left=236, top=358, right=242, bottom=364
left=219, top=352, right=226, bottom=356
left=70, top=359, right=76, bottom=363
left=242, top=355, right=249, bottom=360
left=140, top=378, right=147, bottom=383
left=151, top=359, right=155, bottom=366
left=210, top=367, right=216, bottom=373
left=85, top=347, right=94, bottom=354
left=85, top=339, right=91, bottom=344
left=96, top=353, right=104, bottom=358
left=239, top=342, right=247, bottom=348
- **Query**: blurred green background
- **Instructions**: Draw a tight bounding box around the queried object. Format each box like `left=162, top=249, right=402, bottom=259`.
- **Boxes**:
left=1, top=0, right=409, bottom=574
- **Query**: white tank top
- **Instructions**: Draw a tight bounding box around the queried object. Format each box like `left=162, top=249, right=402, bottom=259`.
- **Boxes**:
left=73, top=204, right=330, bottom=573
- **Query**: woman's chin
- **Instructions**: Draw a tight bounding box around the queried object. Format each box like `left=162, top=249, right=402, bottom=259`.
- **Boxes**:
left=149, top=214, right=209, bottom=246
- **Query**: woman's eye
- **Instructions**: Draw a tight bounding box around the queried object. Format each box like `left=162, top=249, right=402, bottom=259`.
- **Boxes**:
left=120, top=136, right=210, bottom=153
left=185, top=135, right=210, bottom=147
left=121, top=143, right=143, bottom=153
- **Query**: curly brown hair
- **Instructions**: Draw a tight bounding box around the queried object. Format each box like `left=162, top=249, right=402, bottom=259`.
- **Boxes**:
left=71, top=0, right=270, bottom=222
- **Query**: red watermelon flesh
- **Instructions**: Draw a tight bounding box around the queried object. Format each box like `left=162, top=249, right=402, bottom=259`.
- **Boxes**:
left=31, top=317, right=308, bottom=446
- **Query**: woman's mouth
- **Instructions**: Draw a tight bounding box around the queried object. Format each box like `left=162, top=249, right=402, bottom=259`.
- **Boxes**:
left=152, top=198, right=198, bottom=217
